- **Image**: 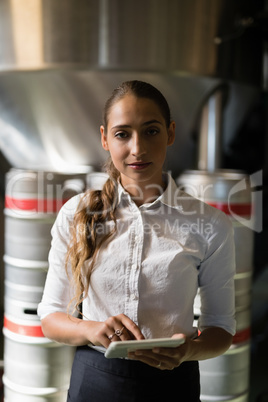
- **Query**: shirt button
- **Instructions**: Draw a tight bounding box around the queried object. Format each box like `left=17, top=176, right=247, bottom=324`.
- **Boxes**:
left=130, top=294, right=136, bottom=301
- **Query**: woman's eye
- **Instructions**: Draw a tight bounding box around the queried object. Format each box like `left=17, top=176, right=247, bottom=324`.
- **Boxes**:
left=147, top=128, right=159, bottom=136
left=115, top=132, right=128, bottom=139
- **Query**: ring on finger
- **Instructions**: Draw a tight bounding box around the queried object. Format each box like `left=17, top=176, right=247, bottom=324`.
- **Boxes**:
left=115, top=327, right=125, bottom=337
left=108, top=333, right=116, bottom=341
left=157, top=362, right=161, bottom=368
left=108, top=326, right=125, bottom=341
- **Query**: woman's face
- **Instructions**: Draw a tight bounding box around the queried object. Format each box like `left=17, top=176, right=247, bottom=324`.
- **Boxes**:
left=100, top=94, right=175, bottom=190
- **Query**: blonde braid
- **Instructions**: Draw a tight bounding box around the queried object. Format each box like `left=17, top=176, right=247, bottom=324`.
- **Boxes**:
left=66, top=159, right=120, bottom=314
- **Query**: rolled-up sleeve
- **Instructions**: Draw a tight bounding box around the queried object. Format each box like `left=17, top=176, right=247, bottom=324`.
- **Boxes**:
left=198, top=211, right=236, bottom=336
left=37, top=195, right=81, bottom=320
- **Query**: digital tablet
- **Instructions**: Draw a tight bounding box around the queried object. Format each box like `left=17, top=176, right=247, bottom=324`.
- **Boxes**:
left=105, top=337, right=185, bottom=359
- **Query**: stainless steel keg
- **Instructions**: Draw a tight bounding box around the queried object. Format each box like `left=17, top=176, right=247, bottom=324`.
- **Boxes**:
left=3, top=328, right=75, bottom=401
left=3, top=169, right=87, bottom=402
left=177, top=169, right=254, bottom=402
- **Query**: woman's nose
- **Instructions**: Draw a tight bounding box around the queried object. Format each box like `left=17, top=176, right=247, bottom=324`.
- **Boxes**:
left=131, top=133, right=146, bottom=156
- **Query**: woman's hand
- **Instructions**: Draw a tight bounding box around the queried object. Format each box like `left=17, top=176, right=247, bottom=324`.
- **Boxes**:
left=128, top=334, right=187, bottom=370
left=41, top=312, right=145, bottom=347
left=127, top=327, right=233, bottom=370
left=89, top=313, right=145, bottom=348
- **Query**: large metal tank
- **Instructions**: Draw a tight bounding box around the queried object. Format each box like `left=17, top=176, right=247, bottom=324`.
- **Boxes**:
left=0, top=0, right=264, bottom=173
left=0, top=0, right=264, bottom=85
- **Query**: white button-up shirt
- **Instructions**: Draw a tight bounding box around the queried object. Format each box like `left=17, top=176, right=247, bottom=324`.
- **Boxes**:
left=38, top=174, right=236, bottom=339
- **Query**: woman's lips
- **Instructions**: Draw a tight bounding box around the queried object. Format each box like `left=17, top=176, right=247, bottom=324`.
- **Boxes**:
left=128, top=162, right=152, bottom=170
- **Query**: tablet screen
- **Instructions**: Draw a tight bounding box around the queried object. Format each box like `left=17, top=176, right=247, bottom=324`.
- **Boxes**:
left=105, top=337, right=185, bottom=359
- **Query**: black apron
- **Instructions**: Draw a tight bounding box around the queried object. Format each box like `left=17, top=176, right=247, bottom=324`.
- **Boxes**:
left=67, top=346, right=201, bottom=402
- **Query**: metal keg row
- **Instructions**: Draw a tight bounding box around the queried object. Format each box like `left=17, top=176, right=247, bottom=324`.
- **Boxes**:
left=3, top=169, right=86, bottom=402
left=177, top=170, right=254, bottom=402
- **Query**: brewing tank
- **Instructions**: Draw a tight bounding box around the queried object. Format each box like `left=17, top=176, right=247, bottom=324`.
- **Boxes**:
left=0, top=0, right=264, bottom=172
left=0, top=0, right=263, bottom=85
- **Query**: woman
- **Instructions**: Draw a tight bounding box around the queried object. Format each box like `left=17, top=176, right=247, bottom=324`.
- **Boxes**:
left=38, top=80, right=236, bottom=401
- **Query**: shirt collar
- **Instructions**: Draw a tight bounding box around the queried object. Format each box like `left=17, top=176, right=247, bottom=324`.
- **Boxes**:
left=117, top=173, right=183, bottom=210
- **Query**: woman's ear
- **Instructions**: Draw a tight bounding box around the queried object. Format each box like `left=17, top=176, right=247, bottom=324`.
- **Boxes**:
left=167, top=121, right=175, bottom=146
left=100, top=125, right=109, bottom=151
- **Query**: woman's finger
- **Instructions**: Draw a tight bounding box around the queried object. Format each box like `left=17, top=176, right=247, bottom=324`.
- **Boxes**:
left=128, top=351, right=176, bottom=371
left=103, top=314, right=144, bottom=343
left=116, top=314, right=145, bottom=340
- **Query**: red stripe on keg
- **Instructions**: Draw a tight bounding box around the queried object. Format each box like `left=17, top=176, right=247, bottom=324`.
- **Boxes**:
left=5, top=196, right=70, bottom=212
left=232, top=327, right=251, bottom=344
left=4, top=316, right=45, bottom=337
left=208, top=202, right=251, bottom=216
